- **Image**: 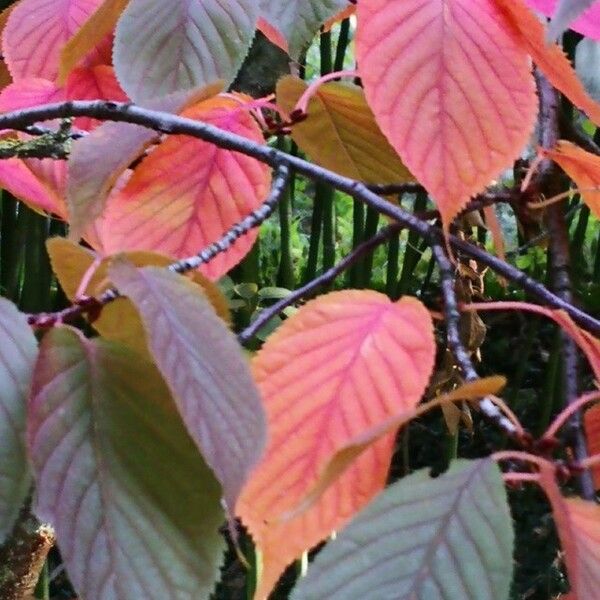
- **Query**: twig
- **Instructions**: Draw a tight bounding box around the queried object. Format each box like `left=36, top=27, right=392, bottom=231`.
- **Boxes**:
left=535, top=69, right=595, bottom=500
left=26, top=165, right=291, bottom=328
left=430, top=242, right=519, bottom=436
left=238, top=223, right=402, bottom=344
left=0, top=99, right=595, bottom=336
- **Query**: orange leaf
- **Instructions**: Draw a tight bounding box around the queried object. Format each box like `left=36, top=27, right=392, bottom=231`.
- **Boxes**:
left=236, top=290, right=435, bottom=598
left=280, top=376, right=506, bottom=524
left=276, top=76, right=413, bottom=184
left=493, top=0, right=600, bottom=126
left=541, top=140, right=600, bottom=220
left=356, top=0, right=538, bottom=231
left=58, top=0, right=129, bottom=84
left=96, top=95, right=271, bottom=280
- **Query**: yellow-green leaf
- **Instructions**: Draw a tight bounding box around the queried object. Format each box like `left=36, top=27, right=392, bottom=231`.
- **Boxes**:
left=276, top=75, right=414, bottom=184
left=46, top=238, right=230, bottom=357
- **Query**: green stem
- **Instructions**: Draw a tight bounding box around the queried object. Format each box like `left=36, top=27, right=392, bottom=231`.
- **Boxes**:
left=334, top=19, right=351, bottom=72
left=20, top=207, right=51, bottom=313
left=33, top=560, right=49, bottom=600
left=276, top=138, right=294, bottom=289
left=396, top=191, right=429, bottom=296
left=347, top=200, right=364, bottom=287
left=303, top=185, right=325, bottom=283
left=507, top=318, right=539, bottom=407
left=321, top=184, right=336, bottom=277
left=444, top=429, right=459, bottom=462
left=1, top=192, right=20, bottom=299
left=385, top=230, right=400, bottom=297
left=537, top=327, right=563, bottom=436
left=357, top=206, right=380, bottom=288
left=420, top=251, right=436, bottom=296
left=320, top=29, right=332, bottom=76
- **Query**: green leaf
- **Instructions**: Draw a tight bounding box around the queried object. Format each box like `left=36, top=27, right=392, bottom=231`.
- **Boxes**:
left=234, top=282, right=259, bottom=299
left=258, top=287, right=292, bottom=300
left=29, top=327, right=225, bottom=599
left=292, top=459, right=514, bottom=600
left=109, top=261, right=267, bottom=509
left=114, top=0, right=258, bottom=103
left=0, top=297, right=37, bottom=542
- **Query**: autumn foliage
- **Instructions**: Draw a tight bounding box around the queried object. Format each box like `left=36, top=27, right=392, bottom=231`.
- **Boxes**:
left=0, top=0, right=599, bottom=599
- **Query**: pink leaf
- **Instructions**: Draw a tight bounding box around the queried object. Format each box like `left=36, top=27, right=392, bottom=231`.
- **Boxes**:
left=356, top=0, right=538, bottom=230
left=96, top=96, right=271, bottom=279
left=0, top=158, right=67, bottom=217
left=2, top=0, right=103, bottom=81
left=0, top=78, right=64, bottom=113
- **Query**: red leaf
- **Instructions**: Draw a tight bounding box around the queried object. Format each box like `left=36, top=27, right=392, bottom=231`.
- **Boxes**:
left=356, top=0, right=538, bottom=231
left=584, top=405, right=600, bottom=489
left=2, top=0, right=102, bottom=81
left=66, top=64, right=129, bottom=130
left=237, top=291, right=435, bottom=598
left=97, top=95, right=271, bottom=279
left=540, top=464, right=600, bottom=600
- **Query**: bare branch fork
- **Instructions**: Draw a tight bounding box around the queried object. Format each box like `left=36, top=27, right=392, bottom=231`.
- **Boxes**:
left=3, top=100, right=599, bottom=336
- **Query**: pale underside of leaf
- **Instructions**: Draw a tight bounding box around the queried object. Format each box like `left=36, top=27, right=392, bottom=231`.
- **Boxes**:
left=0, top=298, right=37, bottom=542
left=114, top=0, right=258, bottom=103
left=356, top=0, right=538, bottom=229
left=28, top=327, right=225, bottom=600
left=292, top=459, right=514, bottom=600
left=276, top=76, right=414, bottom=184
left=109, top=262, right=266, bottom=510
left=547, top=0, right=598, bottom=39
left=527, top=0, right=600, bottom=40
left=259, top=0, right=349, bottom=59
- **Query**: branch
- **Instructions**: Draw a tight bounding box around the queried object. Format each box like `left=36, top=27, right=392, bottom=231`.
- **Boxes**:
left=27, top=165, right=291, bottom=328
left=238, top=223, right=402, bottom=344
left=2, top=99, right=597, bottom=336
left=535, top=70, right=595, bottom=500
left=431, top=242, right=519, bottom=437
